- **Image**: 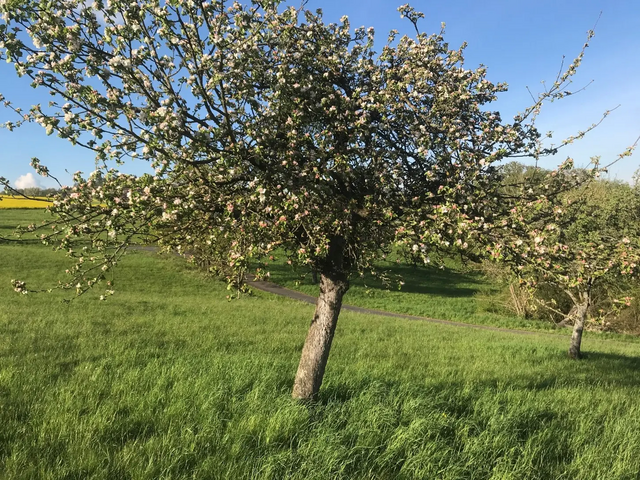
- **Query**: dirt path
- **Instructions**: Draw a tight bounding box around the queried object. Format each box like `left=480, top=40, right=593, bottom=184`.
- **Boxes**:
left=246, top=274, right=556, bottom=336
left=133, top=246, right=561, bottom=337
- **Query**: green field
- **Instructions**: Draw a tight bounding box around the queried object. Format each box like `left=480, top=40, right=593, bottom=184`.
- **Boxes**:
left=264, top=254, right=565, bottom=333
left=2, top=209, right=640, bottom=479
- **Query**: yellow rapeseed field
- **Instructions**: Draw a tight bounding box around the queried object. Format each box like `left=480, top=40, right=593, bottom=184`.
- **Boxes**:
left=0, top=195, right=52, bottom=209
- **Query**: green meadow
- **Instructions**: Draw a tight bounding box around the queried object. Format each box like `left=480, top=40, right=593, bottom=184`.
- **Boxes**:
left=264, top=254, right=563, bottom=333
left=2, top=209, right=640, bottom=479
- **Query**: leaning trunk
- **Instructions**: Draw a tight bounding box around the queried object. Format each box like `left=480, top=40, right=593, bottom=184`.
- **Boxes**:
left=568, top=300, right=588, bottom=359
left=292, top=272, right=349, bottom=400
left=292, top=238, right=349, bottom=400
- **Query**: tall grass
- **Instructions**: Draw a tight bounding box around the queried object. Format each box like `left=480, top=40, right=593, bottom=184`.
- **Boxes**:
left=2, top=210, right=640, bottom=478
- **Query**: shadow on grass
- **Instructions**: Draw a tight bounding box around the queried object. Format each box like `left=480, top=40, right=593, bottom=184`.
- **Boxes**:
left=313, top=350, right=640, bottom=408
left=572, top=351, right=640, bottom=387
left=268, top=261, right=487, bottom=298
left=0, top=238, right=44, bottom=245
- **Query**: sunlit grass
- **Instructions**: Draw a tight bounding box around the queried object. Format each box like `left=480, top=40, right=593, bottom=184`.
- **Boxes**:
left=0, top=195, right=52, bottom=208
left=2, top=209, right=640, bottom=479
left=263, top=254, right=565, bottom=333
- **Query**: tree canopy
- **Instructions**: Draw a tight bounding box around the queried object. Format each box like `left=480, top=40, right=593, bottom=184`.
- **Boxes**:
left=0, top=0, right=616, bottom=398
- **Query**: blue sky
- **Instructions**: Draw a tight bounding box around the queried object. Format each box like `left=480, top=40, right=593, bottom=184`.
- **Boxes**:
left=1, top=0, right=639, bottom=188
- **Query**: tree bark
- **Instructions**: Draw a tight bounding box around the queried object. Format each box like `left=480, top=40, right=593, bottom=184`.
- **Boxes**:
left=568, top=301, right=588, bottom=359
left=292, top=238, right=349, bottom=400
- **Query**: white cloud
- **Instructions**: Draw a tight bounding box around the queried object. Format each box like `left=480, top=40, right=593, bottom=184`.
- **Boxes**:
left=15, top=173, right=41, bottom=189
left=79, top=1, right=123, bottom=26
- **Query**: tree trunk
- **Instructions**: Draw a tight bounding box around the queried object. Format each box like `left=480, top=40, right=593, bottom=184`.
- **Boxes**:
left=292, top=238, right=349, bottom=400
left=568, top=301, right=588, bottom=359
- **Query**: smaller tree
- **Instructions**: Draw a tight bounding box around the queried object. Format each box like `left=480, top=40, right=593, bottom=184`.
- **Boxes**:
left=487, top=160, right=640, bottom=358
